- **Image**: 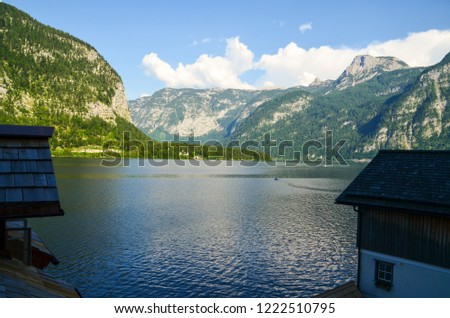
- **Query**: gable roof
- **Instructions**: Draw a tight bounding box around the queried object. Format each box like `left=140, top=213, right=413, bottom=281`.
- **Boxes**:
left=0, top=125, right=64, bottom=218
left=336, top=150, right=450, bottom=215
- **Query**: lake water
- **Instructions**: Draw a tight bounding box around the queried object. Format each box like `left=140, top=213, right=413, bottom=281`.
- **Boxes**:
left=29, top=158, right=365, bottom=297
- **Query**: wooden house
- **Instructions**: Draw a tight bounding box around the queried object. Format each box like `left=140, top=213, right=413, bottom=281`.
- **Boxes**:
left=0, top=124, right=79, bottom=297
left=336, top=150, right=450, bottom=297
left=0, top=125, right=64, bottom=258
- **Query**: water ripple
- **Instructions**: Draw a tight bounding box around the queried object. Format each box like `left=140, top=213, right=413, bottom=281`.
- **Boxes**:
left=29, top=159, right=361, bottom=297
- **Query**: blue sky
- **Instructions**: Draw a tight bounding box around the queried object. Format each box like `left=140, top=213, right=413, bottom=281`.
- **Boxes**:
left=6, top=0, right=450, bottom=99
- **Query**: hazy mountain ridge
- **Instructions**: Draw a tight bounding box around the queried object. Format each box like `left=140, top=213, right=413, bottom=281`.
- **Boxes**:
left=129, top=88, right=284, bottom=141
left=0, top=3, right=146, bottom=150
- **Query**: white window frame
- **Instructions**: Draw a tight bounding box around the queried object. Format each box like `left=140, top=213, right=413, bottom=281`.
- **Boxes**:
left=375, top=260, right=394, bottom=290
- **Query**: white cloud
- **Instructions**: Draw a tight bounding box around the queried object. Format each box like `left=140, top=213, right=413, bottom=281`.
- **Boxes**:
left=225, top=37, right=254, bottom=73
left=255, top=43, right=357, bottom=87
left=143, top=29, right=450, bottom=90
left=365, top=29, right=450, bottom=66
left=191, top=38, right=212, bottom=47
left=256, top=29, right=450, bottom=87
left=299, top=22, right=312, bottom=33
left=142, top=37, right=254, bottom=89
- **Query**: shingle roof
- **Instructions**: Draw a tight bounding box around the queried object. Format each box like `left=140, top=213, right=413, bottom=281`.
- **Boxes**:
left=0, top=125, right=63, bottom=218
left=336, top=150, right=450, bottom=215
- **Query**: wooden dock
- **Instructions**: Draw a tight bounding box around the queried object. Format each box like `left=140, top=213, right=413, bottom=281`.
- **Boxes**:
left=0, top=257, right=80, bottom=298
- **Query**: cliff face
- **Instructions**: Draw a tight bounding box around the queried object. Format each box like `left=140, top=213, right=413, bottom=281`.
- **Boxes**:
left=0, top=3, right=137, bottom=149
left=86, top=82, right=131, bottom=123
left=368, top=52, right=450, bottom=151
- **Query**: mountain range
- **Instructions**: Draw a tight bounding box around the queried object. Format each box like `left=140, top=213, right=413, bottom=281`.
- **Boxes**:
left=129, top=53, right=449, bottom=158
left=1, top=3, right=449, bottom=159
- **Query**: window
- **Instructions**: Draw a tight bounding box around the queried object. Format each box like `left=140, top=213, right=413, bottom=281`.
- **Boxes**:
left=375, top=260, right=394, bottom=290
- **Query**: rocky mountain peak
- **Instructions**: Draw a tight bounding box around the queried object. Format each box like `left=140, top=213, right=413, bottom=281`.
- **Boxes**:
left=308, top=77, right=334, bottom=89
left=346, top=55, right=408, bottom=75
left=335, top=55, right=409, bottom=90
left=309, top=77, right=324, bottom=87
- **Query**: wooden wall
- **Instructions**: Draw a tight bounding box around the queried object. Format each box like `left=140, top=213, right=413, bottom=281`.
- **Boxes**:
left=359, top=207, right=450, bottom=269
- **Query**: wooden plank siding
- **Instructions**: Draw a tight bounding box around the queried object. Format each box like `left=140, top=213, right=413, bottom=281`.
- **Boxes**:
left=359, top=207, right=450, bottom=269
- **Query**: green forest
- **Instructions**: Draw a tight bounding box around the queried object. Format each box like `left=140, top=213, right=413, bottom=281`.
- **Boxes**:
left=0, top=3, right=150, bottom=157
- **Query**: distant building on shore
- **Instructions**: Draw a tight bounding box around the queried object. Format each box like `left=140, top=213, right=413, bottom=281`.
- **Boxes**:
left=336, top=150, right=450, bottom=297
left=0, top=125, right=80, bottom=297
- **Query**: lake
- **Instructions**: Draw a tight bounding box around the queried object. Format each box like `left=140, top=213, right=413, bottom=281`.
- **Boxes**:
left=29, top=158, right=365, bottom=297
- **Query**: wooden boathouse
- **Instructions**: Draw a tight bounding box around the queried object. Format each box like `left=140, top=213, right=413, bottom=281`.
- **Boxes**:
left=336, top=150, right=450, bottom=297
left=0, top=125, right=79, bottom=297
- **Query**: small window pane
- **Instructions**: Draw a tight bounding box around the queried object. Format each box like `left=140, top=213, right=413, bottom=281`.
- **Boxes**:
left=375, top=260, right=394, bottom=289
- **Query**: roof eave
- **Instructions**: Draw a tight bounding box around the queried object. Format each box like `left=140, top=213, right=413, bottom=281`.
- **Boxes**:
left=0, top=204, right=64, bottom=219
left=0, top=125, right=54, bottom=139
left=336, top=195, right=450, bottom=217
